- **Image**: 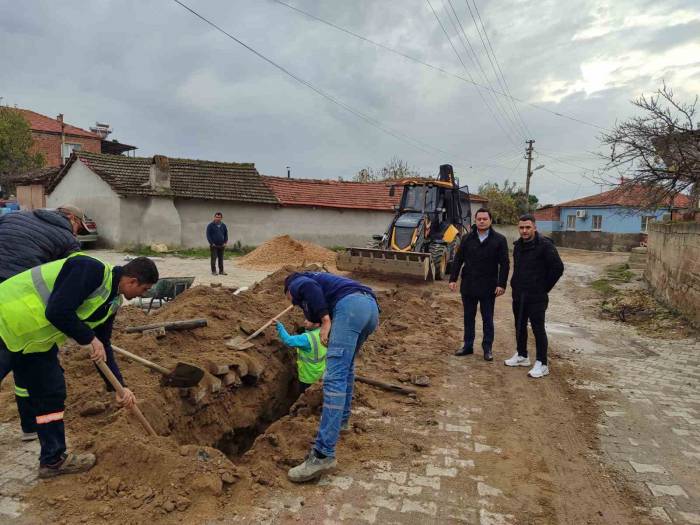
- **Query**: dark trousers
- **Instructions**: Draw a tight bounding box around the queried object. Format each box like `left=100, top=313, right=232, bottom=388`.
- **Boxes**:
left=210, top=246, right=225, bottom=273
left=461, top=294, right=495, bottom=351
left=2, top=343, right=67, bottom=465
left=512, top=298, right=549, bottom=365
left=0, top=344, right=37, bottom=434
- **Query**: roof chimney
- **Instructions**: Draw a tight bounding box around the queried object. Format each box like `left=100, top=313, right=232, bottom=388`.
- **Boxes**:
left=57, top=114, right=65, bottom=166
left=149, top=155, right=171, bottom=191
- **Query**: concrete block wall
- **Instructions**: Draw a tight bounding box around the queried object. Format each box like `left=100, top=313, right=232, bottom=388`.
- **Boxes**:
left=645, top=222, right=700, bottom=328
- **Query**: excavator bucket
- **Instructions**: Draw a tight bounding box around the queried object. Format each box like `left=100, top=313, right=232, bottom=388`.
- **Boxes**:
left=336, top=247, right=434, bottom=280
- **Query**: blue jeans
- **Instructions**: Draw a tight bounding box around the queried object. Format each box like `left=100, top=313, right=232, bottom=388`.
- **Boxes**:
left=314, top=293, right=379, bottom=458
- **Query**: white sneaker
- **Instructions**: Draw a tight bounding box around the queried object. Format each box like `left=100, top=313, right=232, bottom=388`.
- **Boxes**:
left=528, top=361, right=550, bottom=378
left=504, top=353, right=530, bottom=367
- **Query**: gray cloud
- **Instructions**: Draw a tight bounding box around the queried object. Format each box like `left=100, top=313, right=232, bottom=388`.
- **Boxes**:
left=1, top=0, right=698, bottom=204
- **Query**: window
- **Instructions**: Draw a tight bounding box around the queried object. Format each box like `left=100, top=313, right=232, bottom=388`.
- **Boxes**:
left=566, top=215, right=576, bottom=230
left=641, top=215, right=655, bottom=233
left=62, top=142, right=81, bottom=160
left=592, top=215, right=603, bottom=231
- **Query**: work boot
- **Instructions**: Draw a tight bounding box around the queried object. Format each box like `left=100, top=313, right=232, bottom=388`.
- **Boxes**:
left=219, top=271, right=228, bottom=276
left=38, top=452, right=96, bottom=479
left=21, top=431, right=38, bottom=442
left=504, top=352, right=530, bottom=367
left=454, top=346, right=473, bottom=356
left=287, top=450, right=337, bottom=483
left=483, top=349, right=493, bottom=361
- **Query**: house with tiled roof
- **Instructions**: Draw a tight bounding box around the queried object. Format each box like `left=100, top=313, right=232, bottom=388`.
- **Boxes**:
left=534, top=185, right=692, bottom=251
left=46, top=152, right=482, bottom=248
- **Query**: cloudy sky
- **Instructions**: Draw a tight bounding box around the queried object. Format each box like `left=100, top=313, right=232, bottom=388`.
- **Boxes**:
left=1, top=0, right=698, bottom=204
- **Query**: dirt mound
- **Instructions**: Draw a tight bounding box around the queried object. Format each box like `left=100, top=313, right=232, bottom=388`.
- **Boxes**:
left=10, top=265, right=440, bottom=524
left=238, top=235, right=336, bottom=269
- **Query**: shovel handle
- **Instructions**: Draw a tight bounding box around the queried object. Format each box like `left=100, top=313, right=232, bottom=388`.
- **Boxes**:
left=244, top=305, right=294, bottom=342
left=112, top=345, right=170, bottom=376
left=95, top=360, right=158, bottom=437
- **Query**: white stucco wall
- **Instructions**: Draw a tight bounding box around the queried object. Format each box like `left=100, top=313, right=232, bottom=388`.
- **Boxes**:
left=176, top=199, right=392, bottom=248
left=46, top=160, right=122, bottom=246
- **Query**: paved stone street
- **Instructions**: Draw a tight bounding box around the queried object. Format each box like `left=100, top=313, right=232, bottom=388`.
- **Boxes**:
left=0, top=423, right=39, bottom=521
left=548, top=256, right=700, bottom=525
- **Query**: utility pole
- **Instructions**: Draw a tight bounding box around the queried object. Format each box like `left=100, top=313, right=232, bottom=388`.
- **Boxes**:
left=524, top=139, right=535, bottom=212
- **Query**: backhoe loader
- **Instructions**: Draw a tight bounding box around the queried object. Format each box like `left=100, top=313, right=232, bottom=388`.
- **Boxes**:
left=336, top=164, right=471, bottom=280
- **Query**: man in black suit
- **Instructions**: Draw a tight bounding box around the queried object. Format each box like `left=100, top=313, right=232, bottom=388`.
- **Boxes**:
left=449, top=208, right=509, bottom=361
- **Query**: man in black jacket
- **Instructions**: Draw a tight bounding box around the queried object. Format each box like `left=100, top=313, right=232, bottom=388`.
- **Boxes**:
left=0, top=205, right=83, bottom=441
left=505, top=214, right=564, bottom=378
left=449, top=208, right=509, bottom=361
left=0, top=206, right=82, bottom=281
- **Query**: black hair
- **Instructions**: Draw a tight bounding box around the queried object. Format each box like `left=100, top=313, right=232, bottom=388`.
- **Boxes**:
left=214, top=212, right=223, bottom=217
left=122, top=257, right=159, bottom=284
left=519, top=213, right=536, bottom=223
left=474, top=208, right=492, bottom=220
left=284, top=272, right=303, bottom=293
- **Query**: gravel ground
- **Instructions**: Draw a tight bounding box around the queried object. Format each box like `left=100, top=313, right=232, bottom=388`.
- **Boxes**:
left=86, top=249, right=272, bottom=290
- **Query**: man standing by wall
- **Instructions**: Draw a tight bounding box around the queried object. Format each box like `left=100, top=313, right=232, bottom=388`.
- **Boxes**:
left=206, top=212, right=228, bottom=276
left=449, top=208, right=509, bottom=361
left=0, top=204, right=84, bottom=441
left=505, top=214, right=564, bottom=378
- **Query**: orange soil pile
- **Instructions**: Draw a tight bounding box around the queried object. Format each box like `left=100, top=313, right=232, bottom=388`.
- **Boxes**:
left=238, top=235, right=336, bottom=269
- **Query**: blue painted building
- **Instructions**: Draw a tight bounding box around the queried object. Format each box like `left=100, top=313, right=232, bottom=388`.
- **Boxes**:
left=535, top=186, right=690, bottom=251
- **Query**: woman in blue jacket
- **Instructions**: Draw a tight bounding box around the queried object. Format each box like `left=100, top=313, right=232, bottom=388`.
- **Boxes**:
left=283, top=271, right=379, bottom=482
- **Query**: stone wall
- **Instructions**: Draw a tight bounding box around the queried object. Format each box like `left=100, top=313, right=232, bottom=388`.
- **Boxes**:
left=551, top=231, right=642, bottom=252
left=645, top=222, right=700, bottom=328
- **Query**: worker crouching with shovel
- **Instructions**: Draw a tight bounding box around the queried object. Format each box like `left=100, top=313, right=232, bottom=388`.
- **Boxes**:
left=0, top=254, right=158, bottom=478
left=275, top=318, right=327, bottom=392
left=283, top=271, right=379, bottom=483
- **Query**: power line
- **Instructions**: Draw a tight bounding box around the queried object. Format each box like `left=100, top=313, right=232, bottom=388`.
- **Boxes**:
left=467, top=0, right=531, bottom=137
left=270, top=0, right=609, bottom=131
left=171, top=0, right=516, bottom=171
left=442, top=0, right=525, bottom=143
left=425, top=0, right=522, bottom=149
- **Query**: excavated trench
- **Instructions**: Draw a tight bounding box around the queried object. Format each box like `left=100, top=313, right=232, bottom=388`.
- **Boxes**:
left=156, top=346, right=304, bottom=460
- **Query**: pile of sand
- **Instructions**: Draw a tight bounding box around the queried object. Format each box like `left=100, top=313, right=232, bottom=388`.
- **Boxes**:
left=238, top=235, right=336, bottom=269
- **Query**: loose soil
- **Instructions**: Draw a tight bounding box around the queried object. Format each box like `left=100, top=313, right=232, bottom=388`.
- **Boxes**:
left=237, top=235, right=336, bottom=270
left=0, top=249, right=653, bottom=524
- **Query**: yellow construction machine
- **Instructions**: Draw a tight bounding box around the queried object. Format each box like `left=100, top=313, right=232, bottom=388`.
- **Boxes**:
left=337, top=164, right=471, bottom=280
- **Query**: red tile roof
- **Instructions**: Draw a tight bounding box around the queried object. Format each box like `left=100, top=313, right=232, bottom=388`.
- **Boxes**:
left=48, top=152, right=279, bottom=204
left=534, top=205, right=560, bottom=221
left=14, top=108, right=99, bottom=139
left=557, top=184, right=691, bottom=209
left=262, top=176, right=487, bottom=211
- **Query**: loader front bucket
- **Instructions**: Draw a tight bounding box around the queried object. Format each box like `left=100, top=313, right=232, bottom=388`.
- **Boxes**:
left=336, top=247, right=434, bottom=280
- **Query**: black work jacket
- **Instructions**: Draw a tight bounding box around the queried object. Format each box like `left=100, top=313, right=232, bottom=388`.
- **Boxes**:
left=510, top=233, right=564, bottom=302
left=449, top=226, right=509, bottom=297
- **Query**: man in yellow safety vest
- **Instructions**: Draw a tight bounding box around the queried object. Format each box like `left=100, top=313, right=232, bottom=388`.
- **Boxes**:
left=0, top=253, right=158, bottom=478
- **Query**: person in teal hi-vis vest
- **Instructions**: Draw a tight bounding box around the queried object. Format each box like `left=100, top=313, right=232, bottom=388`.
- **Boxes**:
left=275, top=319, right=327, bottom=391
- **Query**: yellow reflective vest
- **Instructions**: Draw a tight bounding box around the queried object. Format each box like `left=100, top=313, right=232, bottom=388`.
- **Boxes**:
left=296, top=328, right=327, bottom=384
left=0, top=253, right=120, bottom=354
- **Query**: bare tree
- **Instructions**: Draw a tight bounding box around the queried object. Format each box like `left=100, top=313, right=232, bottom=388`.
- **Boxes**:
left=600, top=83, right=699, bottom=212
left=353, top=157, right=421, bottom=182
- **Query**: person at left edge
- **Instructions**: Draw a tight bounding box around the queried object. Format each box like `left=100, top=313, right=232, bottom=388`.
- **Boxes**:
left=0, top=254, right=159, bottom=478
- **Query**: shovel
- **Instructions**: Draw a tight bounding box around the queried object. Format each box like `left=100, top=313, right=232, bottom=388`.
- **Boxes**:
left=227, top=305, right=294, bottom=350
left=112, top=345, right=205, bottom=388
